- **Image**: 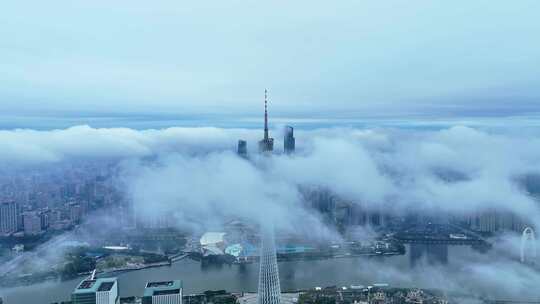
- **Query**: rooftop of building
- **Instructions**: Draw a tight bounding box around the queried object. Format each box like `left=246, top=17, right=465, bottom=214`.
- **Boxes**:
left=200, top=232, right=226, bottom=246
left=97, top=282, right=115, bottom=292
left=144, top=280, right=182, bottom=297
left=73, top=277, right=117, bottom=294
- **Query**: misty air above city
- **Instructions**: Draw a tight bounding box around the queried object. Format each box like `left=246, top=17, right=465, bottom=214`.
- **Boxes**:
left=1, top=2, right=540, bottom=304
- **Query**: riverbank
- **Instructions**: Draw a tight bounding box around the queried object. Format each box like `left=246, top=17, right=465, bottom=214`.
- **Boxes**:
left=0, top=252, right=189, bottom=289
left=2, top=246, right=539, bottom=304
left=0, top=248, right=398, bottom=289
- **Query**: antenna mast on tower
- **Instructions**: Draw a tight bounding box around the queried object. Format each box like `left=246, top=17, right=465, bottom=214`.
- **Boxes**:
left=264, top=89, right=269, bottom=140
left=258, top=89, right=274, bottom=153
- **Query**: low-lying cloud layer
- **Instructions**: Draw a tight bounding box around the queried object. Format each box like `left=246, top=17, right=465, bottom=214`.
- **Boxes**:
left=2, top=124, right=540, bottom=301
left=0, top=125, right=253, bottom=165
left=3, top=124, right=540, bottom=227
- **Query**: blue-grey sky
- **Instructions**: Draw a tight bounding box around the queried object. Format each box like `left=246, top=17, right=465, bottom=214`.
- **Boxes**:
left=1, top=1, right=539, bottom=126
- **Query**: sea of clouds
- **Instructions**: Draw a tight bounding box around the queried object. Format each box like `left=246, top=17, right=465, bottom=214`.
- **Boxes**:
left=1, top=124, right=540, bottom=301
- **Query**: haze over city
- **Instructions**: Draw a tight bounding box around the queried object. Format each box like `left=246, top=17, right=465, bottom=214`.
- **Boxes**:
left=1, top=2, right=540, bottom=304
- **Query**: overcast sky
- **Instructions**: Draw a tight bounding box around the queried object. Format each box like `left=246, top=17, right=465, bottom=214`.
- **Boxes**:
left=1, top=1, right=539, bottom=126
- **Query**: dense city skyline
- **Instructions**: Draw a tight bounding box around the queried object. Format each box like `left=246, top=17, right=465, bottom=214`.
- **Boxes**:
left=2, top=2, right=540, bottom=304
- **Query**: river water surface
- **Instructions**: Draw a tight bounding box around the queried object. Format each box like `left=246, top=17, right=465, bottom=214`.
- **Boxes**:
left=1, top=245, right=538, bottom=304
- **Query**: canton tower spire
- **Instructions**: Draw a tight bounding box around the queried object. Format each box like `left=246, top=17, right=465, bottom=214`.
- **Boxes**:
left=264, top=89, right=269, bottom=140
left=258, top=89, right=274, bottom=153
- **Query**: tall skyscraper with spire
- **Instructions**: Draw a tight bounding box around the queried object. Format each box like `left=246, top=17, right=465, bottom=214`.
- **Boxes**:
left=258, top=89, right=274, bottom=154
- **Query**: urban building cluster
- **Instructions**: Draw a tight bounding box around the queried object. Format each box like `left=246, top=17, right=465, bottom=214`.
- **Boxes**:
left=64, top=277, right=182, bottom=304
left=1, top=91, right=538, bottom=304
left=237, top=90, right=295, bottom=157
left=52, top=278, right=244, bottom=304
left=234, top=90, right=532, bottom=240
left=296, top=285, right=451, bottom=304
left=0, top=163, right=121, bottom=239
left=52, top=277, right=460, bottom=304
left=300, top=184, right=533, bottom=238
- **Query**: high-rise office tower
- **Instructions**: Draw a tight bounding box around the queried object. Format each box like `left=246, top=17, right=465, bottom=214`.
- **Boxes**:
left=237, top=140, right=248, bottom=157
left=72, top=277, right=119, bottom=304
left=283, top=126, right=295, bottom=154
left=142, top=280, right=183, bottom=304
left=0, top=201, right=19, bottom=235
left=257, top=226, right=281, bottom=304
left=40, top=210, right=51, bottom=230
left=520, top=227, right=536, bottom=264
left=258, top=89, right=274, bottom=154
left=22, top=212, right=42, bottom=235
left=70, top=204, right=83, bottom=224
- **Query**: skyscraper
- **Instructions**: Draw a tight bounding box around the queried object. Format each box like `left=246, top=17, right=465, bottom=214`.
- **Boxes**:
left=521, top=227, right=536, bottom=264
left=238, top=140, right=248, bottom=157
left=71, top=277, right=119, bottom=304
left=283, top=126, right=295, bottom=154
left=258, top=89, right=274, bottom=154
left=23, top=212, right=42, bottom=235
left=0, top=201, right=19, bottom=235
left=257, top=227, right=281, bottom=304
left=142, top=280, right=183, bottom=304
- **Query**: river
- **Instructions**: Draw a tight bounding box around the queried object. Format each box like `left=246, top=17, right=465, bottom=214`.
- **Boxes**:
left=1, top=245, right=538, bottom=303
